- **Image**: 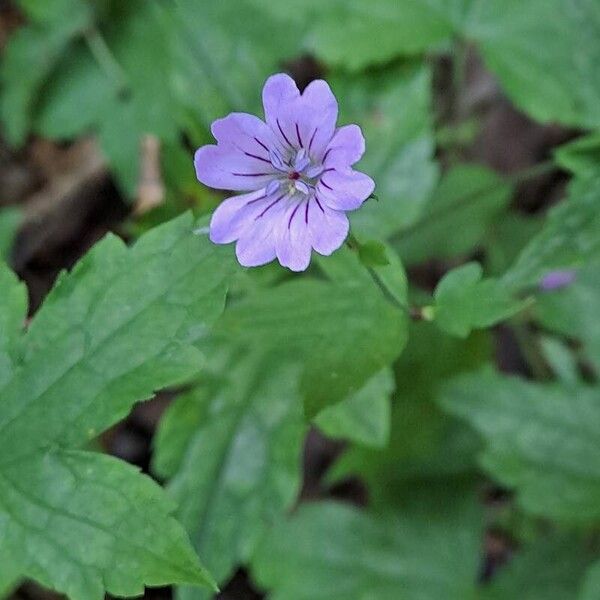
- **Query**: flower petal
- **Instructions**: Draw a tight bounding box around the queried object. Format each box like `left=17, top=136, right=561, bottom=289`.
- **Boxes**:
left=317, top=167, right=375, bottom=211
left=211, top=112, right=277, bottom=160
left=323, top=124, right=365, bottom=167
left=275, top=199, right=312, bottom=272
left=307, top=202, right=349, bottom=256
left=235, top=199, right=285, bottom=267
left=195, top=145, right=276, bottom=191
left=295, top=79, right=338, bottom=160
left=209, top=188, right=271, bottom=244
left=262, top=73, right=300, bottom=147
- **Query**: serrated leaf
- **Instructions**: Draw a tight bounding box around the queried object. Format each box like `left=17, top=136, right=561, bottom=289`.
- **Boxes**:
left=330, top=322, right=489, bottom=507
left=1, top=213, right=233, bottom=460
left=315, top=368, right=394, bottom=448
left=433, top=262, right=528, bottom=338
left=216, top=277, right=408, bottom=417
left=501, top=173, right=600, bottom=290
left=251, top=485, right=483, bottom=600
left=440, top=369, right=600, bottom=522
left=481, top=536, right=595, bottom=600
left=155, top=353, right=305, bottom=600
left=0, top=213, right=235, bottom=597
left=395, top=164, right=513, bottom=265
left=0, top=449, right=215, bottom=600
left=331, top=63, right=439, bottom=239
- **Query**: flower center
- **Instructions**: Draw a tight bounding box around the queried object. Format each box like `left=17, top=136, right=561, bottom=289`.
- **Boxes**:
left=288, top=171, right=300, bottom=180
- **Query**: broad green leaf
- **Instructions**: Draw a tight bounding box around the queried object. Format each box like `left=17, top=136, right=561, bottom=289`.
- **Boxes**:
left=534, top=262, right=600, bottom=374
left=330, top=322, right=489, bottom=507
left=0, top=449, right=215, bottom=600
left=0, top=0, right=92, bottom=145
left=315, top=368, right=394, bottom=448
left=332, top=63, right=439, bottom=239
left=501, top=173, right=600, bottom=290
left=481, top=536, right=595, bottom=600
left=318, top=244, right=408, bottom=310
left=440, top=369, right=600, bottom=522
left=155, top=354, right=305, bottom=600
left=0, top=213, right=235, bottom=597
left=0, top=213, right=233, bottom=461
left=252, top=485, right=483, bottom=600
left=433, top=262, right=528, bottom=338
left=469, top=0, right=600, bottom=128
left=216, top=277, right=408, bottom=416
left=395, top=165, right=512, bottom=265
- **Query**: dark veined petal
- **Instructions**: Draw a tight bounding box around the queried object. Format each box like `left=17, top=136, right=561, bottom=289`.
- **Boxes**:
left=323, top=124, right=366, bottom=167
left=235, top=198, right=286, bottom=267
left=292, top=79, right=338, bottom=160
left=210, top=188, right=272, bottom=243
left=317, top=167, right=375, bottom=211
left=274, top=199, right=313, bottom=272
left=211, top=112, right=276, bottom=161
left=195, top=144, right=276, bottom=191
left=262, top=73, right=301, bottom=148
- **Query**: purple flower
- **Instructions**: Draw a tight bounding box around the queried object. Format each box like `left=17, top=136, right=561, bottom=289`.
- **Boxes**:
left=194, top=73, right=374, bottom=271
left=539, top=269, right=577, bottom=291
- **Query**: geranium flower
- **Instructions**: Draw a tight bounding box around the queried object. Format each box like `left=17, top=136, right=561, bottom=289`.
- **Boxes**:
left=194, top=73, right=374, bottom=271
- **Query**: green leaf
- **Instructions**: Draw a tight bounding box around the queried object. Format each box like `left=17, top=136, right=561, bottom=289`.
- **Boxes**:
left=469, top=0, right=600, bottom=128
left=216, top=277, right=408, bottom=417
left=484, top=212, right=543, bottom=276
left=172, top=0, right=303, bottom=129
left=501, top=173, right=600, bottom=290
left=440, top=369, right=600, bottom=522
left=0, top=208, right=21, bottom=262
left=249, top=0, right=456, bottom=70
left=555, top=132, right=600, bottom=176
left=395, top=164, right=512, bottom=265
left=534, top=262, right=600, bottom=375
left=0, top=0, right=92, bottom=145
left=433, top=262, right=528, bottom=338
left=0, top=213, right=235, bottom=597
left=539, top=335, right=581, bottom=385
left=251, top=485, right=483, bottom=600
left=315, top=368, right=394, bottom=448
left=581, top=561, right=600, bottom=600
left=1, top=213, right=233, bottom=460
left=155, top=353, right=305, bottom=600
left=330, top=322, right=490, bottom=507
left=481, top=536, right=595, bottom=600
left=0, top=449, right=215, bottom=600
left=332, top=62, right=439, bottom=239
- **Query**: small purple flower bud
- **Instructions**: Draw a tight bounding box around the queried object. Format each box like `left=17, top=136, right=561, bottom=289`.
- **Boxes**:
left=539, top=269, right=577, bottom=291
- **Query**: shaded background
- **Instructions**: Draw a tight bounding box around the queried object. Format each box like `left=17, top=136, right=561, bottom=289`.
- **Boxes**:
left=0, top=0, right=596, bottom=598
